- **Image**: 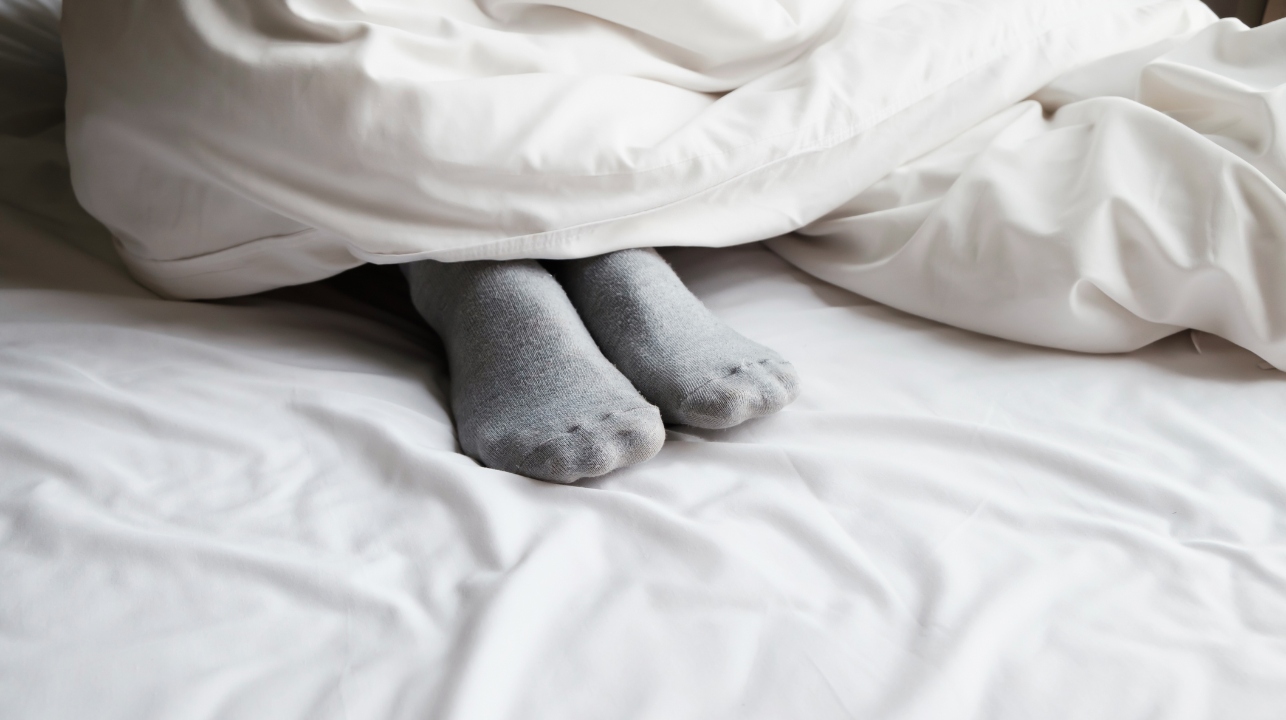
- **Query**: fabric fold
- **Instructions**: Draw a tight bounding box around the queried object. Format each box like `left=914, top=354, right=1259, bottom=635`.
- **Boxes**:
left=60, top=0, right=1213, bottom=297
left=773, top=19, right=1286, bottom=368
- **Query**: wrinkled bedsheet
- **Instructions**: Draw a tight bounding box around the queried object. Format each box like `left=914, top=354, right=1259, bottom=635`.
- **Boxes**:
left=6, top=181, right=1286, bottom=720
left=4, top=96, right=1286, bottom=720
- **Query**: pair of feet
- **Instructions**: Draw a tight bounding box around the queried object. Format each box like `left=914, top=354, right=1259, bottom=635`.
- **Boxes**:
left=403, top=249, right=800, bottom=483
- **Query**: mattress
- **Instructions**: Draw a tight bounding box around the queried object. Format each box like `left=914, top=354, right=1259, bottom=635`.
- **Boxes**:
left=4, top=2, right=1286, bottom=718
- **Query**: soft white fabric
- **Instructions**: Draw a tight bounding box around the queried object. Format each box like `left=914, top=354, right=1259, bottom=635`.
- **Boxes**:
left=59, top=0, right=1214, bottom=297
left=5, top=162, right=1286, bottom=720
left=772, top=18, right=1286, bottom=369
left=6, top=6, right=1286, bottom=717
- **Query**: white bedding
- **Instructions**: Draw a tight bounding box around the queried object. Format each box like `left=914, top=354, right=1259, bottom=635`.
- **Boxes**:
left=774, top=17, right=1286, bottom=370
left=6, top=169, right=1286, bottom=719
left=59, top=0, right=1286, bottom=379
left=60, top=0, right=1212, bottom=297
left=5, top=2, right=1286, bottom=718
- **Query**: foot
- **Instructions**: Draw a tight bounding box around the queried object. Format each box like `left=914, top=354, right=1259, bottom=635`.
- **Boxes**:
left=403, top=259, right=665, bottom=483
left=549, top=249, right=800, bottom=429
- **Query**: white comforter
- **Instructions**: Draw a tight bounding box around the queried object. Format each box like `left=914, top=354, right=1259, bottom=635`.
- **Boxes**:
left=61, top=0, right=1212, bottom=298
left=60, top=0, right=1286, bottom=373
left=774, top=18, right=1286, bottom=371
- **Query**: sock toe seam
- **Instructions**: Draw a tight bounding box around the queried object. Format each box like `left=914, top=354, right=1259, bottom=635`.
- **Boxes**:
left=677, top=358, right=787, bottom=407
left=514, top=404, right=660, bottom=475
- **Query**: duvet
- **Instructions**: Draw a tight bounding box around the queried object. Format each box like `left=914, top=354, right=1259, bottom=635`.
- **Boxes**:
left=63, top=0, right=1210, bottom=293
left=60, top=0, right=1286, bottom=369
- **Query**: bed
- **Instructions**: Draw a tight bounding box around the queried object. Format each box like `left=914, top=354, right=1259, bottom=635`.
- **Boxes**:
left=3, top=1, right=1286, bottom=718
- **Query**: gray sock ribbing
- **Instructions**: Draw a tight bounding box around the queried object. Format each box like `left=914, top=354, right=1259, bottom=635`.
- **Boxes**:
left=402, top=259, right=665, bottom=483
left=549, top=249, right=800, bottom=429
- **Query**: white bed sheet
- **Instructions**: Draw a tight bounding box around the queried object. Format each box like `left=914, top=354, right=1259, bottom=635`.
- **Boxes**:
left=4, top=133, right=1286, bottom=719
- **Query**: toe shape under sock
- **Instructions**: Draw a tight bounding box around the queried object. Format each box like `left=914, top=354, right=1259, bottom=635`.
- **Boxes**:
left=549, top=249, right=800, bottom=429
left=403, top=259, right=664, bottom=483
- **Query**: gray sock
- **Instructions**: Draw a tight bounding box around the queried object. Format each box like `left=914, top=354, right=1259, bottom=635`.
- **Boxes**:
left=549, top=249, right=800, bottom=429
left=402, top=259, right=665, bottom=483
